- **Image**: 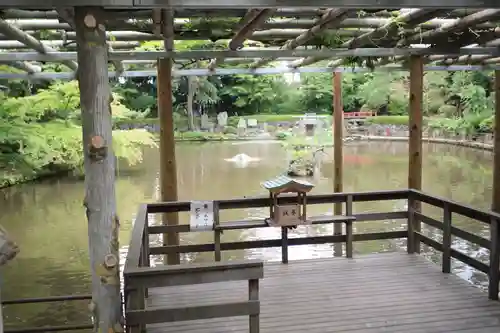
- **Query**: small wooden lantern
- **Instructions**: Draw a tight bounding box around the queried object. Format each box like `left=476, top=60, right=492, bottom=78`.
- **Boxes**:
left=261, top=175, right=315, bottom=227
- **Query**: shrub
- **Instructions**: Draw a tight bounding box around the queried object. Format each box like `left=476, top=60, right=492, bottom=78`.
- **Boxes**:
left=222, top=125, right=238, bottom=135
left=437, top=105, right=457, bottom=118
left=275, top=131, right=291, bottom=140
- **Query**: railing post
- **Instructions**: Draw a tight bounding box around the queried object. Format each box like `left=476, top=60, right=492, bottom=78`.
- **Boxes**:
left=442, top=203, right=452, bottom=273
left=407, top=196, right=416, bottom=254
left=489, top=216, right=500, bottom=300
left=248, top=278, right=260, bottom=333
left=345, top=194, right=353, bottom=258
left=140, top=217, right=150, bottom=298
left=281, top=227, right=288, bottom=264
left=127, top=288, right=145, bottom=333
left=214, top=202, right=221, bottom=262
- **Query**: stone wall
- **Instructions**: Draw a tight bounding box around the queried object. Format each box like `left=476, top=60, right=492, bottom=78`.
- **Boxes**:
left=352, top=124, right=494, bottom=150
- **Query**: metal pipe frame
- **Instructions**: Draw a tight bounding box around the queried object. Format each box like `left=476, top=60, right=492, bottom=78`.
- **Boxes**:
left=1, top=47, right=500, bottom=62
left=4, top=65, right=500, bottom=80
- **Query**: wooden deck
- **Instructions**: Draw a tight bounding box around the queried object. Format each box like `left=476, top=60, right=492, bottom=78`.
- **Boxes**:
left=146, top=252, right=500, bottom=333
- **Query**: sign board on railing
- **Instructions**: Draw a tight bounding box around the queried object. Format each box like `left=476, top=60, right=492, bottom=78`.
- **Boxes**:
left=190, top=201, right=215, bottom=231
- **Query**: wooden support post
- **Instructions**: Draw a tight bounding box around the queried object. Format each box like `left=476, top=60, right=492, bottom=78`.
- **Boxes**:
left=141, top=213, right=150, bottom=298
left=157, top=57, right=180, bottom=265
left=74, top=7, right=121, bottom=332
left=345, top=195, right=353, bottom=258
left=489, top=69, right=500, bottom=300
left=489, top=217, right=499, bottom=300
left=407, top=196, right=415, bottom=254
left=442, top=203, right=452, bottom=273
left=281, top=227, right=288, bottom=264
left=408, top=55, right=423, bottom=254
left=248, top=279, right=260, bottom=333
left=214, top=202, right=221, bottom=262
left=333, top=71, right=343, bottom=257
left=127, top=289, right=145, bottom=333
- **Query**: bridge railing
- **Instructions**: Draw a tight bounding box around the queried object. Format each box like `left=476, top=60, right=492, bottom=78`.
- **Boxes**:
left=343, top=111, right=377, bottom=118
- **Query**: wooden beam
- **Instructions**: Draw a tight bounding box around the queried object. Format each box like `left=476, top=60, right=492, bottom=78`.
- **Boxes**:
left=292, top=9, right=444, bottom=68
left=408, top=55, right=423, bottom=254
left=251, top=8, right=350, bottom=69
left=333, top=71, right=343, bottom=257
left=74, top=6, right=121, bottom=333
left=229, top=9, right=275, bottom=50
left=3, top=60, right=41, bottom=74
left=209, top=8, right=275, bottom=70
left=0, top=17, right=77, bottom=71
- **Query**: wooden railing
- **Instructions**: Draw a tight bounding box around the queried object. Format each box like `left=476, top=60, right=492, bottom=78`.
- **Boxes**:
left=125, top=260, right=262, bottom=333
left=143, top=189, right=408, bottom=263
left=124, top=189, right=500, bottom=332
left=409, top=190, right=500, bottom=300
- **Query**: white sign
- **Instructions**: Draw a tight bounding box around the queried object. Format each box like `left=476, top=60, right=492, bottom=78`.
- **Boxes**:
left=217, top=111, right=228, bottom=126
left=237, top=117, right=247, bottom=129
left=190, top=201, right=215, bottom=231
left=247, top=118, right=258, bottom=127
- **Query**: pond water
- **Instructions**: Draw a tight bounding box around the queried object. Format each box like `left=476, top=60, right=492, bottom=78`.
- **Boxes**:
left=0, top=140, right=493, bottom=329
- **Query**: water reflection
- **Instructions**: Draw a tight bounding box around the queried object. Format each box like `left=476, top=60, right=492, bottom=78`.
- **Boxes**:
left=0, top=140, right=494, bottom=327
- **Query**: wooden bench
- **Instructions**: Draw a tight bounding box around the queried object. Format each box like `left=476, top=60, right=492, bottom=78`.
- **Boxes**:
left=125, top=260, right=263, bottom=333
left=215, top=215, right=357, bottom=263
left=279, top=215, right=357, bottom=262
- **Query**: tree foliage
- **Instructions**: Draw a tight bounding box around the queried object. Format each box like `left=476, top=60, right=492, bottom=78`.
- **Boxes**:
left=0, top=80, right=156, bottom=188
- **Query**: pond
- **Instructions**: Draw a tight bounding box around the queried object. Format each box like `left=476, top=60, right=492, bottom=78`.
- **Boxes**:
left=0, top=140, right=493, bottom=329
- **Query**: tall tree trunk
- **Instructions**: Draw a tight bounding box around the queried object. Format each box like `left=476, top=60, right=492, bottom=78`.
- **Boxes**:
left=187, top=76, right=195, bottom=130
left=75, top=7, right=122, bottom=333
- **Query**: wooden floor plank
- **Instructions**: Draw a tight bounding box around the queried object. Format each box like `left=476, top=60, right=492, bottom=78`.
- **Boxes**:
left=145, top=252, right=500, bottom=333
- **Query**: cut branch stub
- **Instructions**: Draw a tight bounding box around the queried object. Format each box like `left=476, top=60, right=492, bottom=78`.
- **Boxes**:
left=89, top=135, right=107, bottom=162
left=84, top=14, right=97, bottom=28
left=104, top=253, right=118, bottom=269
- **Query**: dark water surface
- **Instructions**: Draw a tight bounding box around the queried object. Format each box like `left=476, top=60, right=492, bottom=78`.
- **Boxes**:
left=0, top=141, right=493, bottom=328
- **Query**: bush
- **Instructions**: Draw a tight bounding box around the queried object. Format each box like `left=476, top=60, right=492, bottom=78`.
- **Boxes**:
left=266, top=125, right=276, bottom=133
left=437, top=105, right=457, bottom=118
left=113, top=113, right=189, bottom=130
left=222, top=125, right=238, bottom=135
left=479, top=115, right=494, bottom=132
left=275, top=131, right=292, bottom=140
left=175, top=131, right=226, bottom=141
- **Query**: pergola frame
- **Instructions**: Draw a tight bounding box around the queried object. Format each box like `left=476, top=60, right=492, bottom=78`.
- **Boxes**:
left=3, top=1, right=500, bottom=8
left=2, top=3, right=500, bottom=333
left=1, top=7, right=500, bottom=78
